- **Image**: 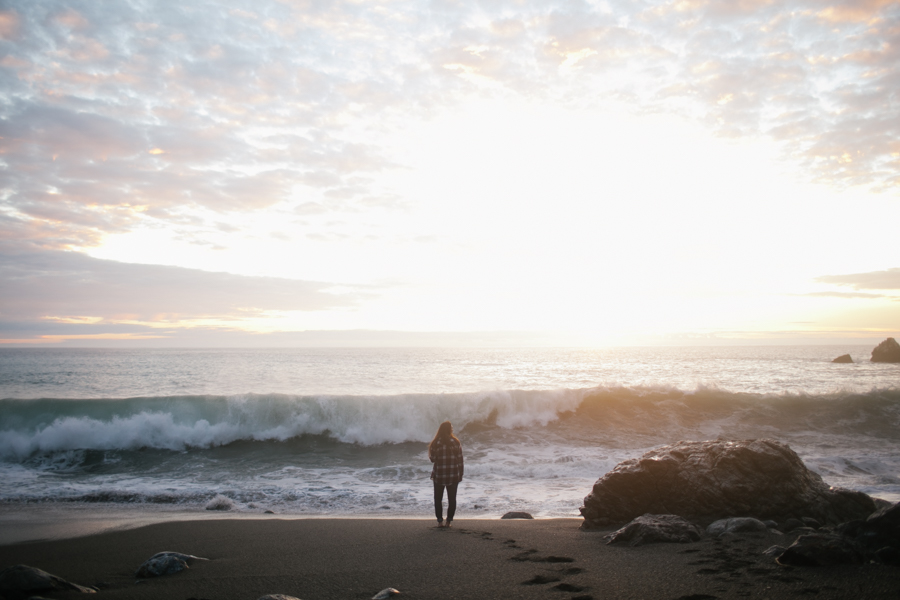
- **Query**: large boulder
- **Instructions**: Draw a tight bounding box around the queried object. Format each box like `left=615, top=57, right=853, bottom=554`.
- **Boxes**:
left=832, top=354, right=853, bottom=363
left=580, top=439, right=875, bottom=528
left=872, top=337, right=900, bottom=363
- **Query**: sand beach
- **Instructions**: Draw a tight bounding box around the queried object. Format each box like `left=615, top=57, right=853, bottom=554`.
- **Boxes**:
left=2, top=516, right=900, bottom=600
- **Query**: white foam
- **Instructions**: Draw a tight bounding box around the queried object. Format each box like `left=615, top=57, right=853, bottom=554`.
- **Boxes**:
left=0, top=389, right=588, bottom=458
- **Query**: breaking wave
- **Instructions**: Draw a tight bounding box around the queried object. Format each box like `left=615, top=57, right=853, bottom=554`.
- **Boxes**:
left=2, top=386, right=899, bottom=461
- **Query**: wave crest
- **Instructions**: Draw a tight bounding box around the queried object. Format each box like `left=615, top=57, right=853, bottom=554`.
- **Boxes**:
left=0, top=389, right=586, bottom=459
left=2, top=386, right=899, bottom=460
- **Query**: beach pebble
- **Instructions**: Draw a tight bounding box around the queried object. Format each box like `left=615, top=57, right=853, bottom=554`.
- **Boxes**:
left=706, top=517, right=769, bottom=537
left=135, top=552, right=209, bottom=578
left=372, top=587, right=400, bottom=599
left=0, top=564, right=96, bottom=596
left=605, top=514, right=702, bottom=546
left=258, top=595, right=302, bottom=600
left=501, top=511, right=534, bottom=519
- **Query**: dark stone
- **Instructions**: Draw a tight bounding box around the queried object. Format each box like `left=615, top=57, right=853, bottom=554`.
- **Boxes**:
left=579, top=439, right=876, bottom=528
left=605, top=514, right=702, bottom=546
left=0, top=565, right=96, bottom=599
left=832, top=354, right=853, bottom=363
left=501, top=511, right=534, bottom=519
left=875, top=546, right=900, bottom=565
left=135, top=552, right=208, bottom=578
left=853, top=501, right=900, bottom=552
left=789, top=502, right=900, bottom=567
left=874, top=497, right=894, bottom=510
left=801, top=517, right=822, bottom=529
left=792, top=527, right=818, bottom=536
left=783, top=518, right=805, bottom=532
left=776, top=534, right=866, bottom=566
left=706, top=517, right=769, bottom=536
left=872, top=337, right=900, bottom=363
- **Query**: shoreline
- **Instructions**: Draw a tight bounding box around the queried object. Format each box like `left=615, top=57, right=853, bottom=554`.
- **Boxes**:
left=2, top=517, right=900, bottom=599
left=0, top=502, right=560, bottom=546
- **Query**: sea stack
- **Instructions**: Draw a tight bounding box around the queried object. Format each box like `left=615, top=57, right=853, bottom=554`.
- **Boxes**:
left=832, top=354, right=853, bottom=363
left=871, top=337, right=900, bottom=363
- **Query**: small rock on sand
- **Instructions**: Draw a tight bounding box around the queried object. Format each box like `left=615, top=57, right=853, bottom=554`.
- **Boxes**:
left=0, top=564, right=96, bottom=597
left=605, top=514, right=702, bottom=546
left=501, top=512, right=534, bottom=519
left=135, top=552, right=208, bottom=578
left=706, top=517, right=769, bottom=537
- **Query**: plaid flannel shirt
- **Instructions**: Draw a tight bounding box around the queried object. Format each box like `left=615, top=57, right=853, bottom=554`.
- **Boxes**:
left=430, top=438, right=464, bottom=485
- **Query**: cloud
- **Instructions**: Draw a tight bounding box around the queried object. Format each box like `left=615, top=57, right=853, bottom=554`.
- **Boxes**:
left=0, top=245, right=370, bottom=330
left=815, top=268, right=900, bottom=290
left=0, top=9, right=20, bottom=40
left=0, top=0, right=898, bottom=345
left=800, top=290, right=887, bottom=299
left=2, top=0, right=897, bottom=256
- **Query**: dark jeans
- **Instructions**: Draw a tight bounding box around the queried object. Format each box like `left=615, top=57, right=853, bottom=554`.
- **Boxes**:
left=433, top=481, right=459, bottom=523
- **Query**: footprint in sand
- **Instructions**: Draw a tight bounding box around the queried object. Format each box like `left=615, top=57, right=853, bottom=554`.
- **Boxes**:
left=521, top=574, right=561, bottom=585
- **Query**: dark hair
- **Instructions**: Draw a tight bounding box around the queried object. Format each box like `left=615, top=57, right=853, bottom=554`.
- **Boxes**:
left=428, top=421, right=459, bottom=459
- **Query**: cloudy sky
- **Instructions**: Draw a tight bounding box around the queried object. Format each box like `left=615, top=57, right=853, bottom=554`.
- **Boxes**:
left=1, top=0, right=898, bottom=347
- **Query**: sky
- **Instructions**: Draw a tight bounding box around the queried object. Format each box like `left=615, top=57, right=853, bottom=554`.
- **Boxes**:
left=0, top=0, right=899, bottom=347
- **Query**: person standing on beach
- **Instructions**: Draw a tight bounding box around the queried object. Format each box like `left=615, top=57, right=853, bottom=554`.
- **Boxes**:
left=428, top=420, right=464, bottom=528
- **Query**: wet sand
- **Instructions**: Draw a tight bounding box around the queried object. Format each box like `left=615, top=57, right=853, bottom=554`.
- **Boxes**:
left=2, top=517, right=900, bottom=600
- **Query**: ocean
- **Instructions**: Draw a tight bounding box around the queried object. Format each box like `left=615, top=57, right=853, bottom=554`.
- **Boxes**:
left=1, top=346, right=898, bottom=521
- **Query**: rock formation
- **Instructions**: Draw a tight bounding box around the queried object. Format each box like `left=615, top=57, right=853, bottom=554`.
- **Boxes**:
left=604, top=514, right=702, bottom=546
left=832, top=354, right=853, bottom=363
left=872, top=337, right=900, bottom=363
left=501, top=511, right=534, bottom=519
left=580, top=439, right=875, bottom=528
